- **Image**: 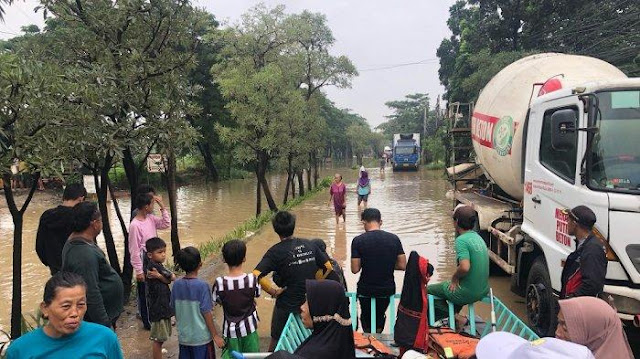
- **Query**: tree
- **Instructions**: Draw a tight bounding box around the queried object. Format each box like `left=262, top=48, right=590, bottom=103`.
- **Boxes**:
left=214, top=4, right=296, bottom=216
left=438, top=0, right=640, bottom=103
left=0, top=54, right=66, bottom=338
left=285, top=10, right=357, bottom=191
left=377, top=93, right=429, bottom=135
left=187, top=13, right=228, bottom=181
left=346, top=123, right=372, bottom=166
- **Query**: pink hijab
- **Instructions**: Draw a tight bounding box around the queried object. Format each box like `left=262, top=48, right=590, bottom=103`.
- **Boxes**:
left=558, top=297, right=634, bottom=359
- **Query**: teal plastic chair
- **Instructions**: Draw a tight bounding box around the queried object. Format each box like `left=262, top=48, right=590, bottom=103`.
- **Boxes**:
left=274, top=291, right=539, bottom=352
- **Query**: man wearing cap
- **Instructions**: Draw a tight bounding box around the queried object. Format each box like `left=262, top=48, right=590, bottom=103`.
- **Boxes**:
left=427, top=205, right=489, bottom=321
left=560, top=205, right=607, bottom=299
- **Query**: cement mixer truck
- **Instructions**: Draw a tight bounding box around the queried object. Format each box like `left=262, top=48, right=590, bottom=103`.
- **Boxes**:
left=447, top=53, right=640, bottom=336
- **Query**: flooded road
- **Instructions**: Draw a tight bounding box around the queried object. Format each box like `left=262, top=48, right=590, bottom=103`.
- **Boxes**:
left=0, top=173, right=292, bottom=332
left=2, top=166, right=532, bottom=356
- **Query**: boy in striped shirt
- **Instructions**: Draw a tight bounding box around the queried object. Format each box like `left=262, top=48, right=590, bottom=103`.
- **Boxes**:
left=213, top=240, right=261, bottom=358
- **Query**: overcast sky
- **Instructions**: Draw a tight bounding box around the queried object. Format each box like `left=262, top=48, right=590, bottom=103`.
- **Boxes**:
left=0, top=0, right=456, bottom=127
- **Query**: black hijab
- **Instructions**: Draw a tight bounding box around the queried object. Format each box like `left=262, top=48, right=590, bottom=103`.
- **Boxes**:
left=294, top=280, right=356, bottom=359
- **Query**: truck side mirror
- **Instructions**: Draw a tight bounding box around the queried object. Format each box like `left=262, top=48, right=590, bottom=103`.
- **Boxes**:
left=551, top=109, right=577, bottom=151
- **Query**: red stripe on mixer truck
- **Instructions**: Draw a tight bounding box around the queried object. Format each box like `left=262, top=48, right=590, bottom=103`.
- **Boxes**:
left=471, top=112, right=499, bottom=148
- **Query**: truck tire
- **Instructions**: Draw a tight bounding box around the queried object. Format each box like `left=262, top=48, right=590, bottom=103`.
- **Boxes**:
left=525, top=257, right=557, bottom=336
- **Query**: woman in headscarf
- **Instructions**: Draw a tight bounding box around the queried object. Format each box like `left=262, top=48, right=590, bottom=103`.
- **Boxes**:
left=357, top=169, right=371, bottom=210
left=329, top=173, right=347, bottom=224
left=556, top=296, right=634, bottom=359
left=296, top=280, right=355, bottom=359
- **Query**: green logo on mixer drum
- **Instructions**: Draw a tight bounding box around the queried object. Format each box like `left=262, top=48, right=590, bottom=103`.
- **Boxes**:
left=493, top=116, right=514, bottom=156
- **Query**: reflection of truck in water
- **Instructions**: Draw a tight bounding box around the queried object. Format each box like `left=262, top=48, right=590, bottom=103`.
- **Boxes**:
left=392, top=133, right=420, bottom=171
left=447, top=53, right=640, bottom=336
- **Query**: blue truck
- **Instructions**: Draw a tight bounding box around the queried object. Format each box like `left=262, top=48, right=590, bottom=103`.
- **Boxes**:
left=392, top=133, right=421, bottom=171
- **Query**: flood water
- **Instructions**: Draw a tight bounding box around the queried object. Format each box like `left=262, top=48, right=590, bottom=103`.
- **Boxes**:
left=1, top=165, right=529, bottom=356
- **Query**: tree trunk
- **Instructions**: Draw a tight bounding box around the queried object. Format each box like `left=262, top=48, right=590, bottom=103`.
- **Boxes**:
left=4, top=172, right=39, bottom=339
left=257, top=152, right=278, bottom=211
left=307, top=154, right=312, bottom=192
left=255, top=169, right=262, bottom=217
left=107, top=179, right=133, bottom=301
left=313, top=153, right=319, bottom=188
left=164, top=151, right=181, bottom=260
left=96, top=163, right=122, bottom=275
left=283, top=155, right=293, bottom=205
left=196, top=141, right=219, bottom=181
left=291, top=174, right=296, bottom=199
left=122, top=147, right=140, bottom=214
left=297, top=170, right=305, bottom=197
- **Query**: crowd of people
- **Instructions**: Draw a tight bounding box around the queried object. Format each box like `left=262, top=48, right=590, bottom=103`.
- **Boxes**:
left=5, top=173, right=635, bottom=359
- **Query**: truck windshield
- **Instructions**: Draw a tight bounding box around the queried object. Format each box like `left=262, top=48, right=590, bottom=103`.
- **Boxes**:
left=395, top=146, right=416, bottom=155
left=590, top=90, right=640, bottom=193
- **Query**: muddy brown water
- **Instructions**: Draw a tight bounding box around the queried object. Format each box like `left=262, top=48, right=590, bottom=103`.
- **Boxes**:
left=2, top=167, right=530, bottom=357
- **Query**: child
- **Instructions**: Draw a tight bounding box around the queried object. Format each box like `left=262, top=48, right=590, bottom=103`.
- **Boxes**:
left=213, top=240, right=261, bottom=359
left=312, top=238, right=348, bottom=291
left=129, top=192, right=170, bottom=330
left=145, top=237, right=176, bottom=359
left=172, top=247, right=225, bottom=358
left=357, top=169, right=371, bottom=209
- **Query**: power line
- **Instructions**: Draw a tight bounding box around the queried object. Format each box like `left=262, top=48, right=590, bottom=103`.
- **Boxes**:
left=359, top=58, right=439, bottom=72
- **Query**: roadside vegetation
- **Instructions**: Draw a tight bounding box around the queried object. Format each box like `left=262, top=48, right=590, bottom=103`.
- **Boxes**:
left=0, top=2, right=387, bottom=339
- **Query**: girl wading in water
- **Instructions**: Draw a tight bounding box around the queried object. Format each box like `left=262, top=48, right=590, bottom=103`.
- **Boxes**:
left=329, top=173, right=347, bottom=224
left=357, top=168, right=371, bottom=210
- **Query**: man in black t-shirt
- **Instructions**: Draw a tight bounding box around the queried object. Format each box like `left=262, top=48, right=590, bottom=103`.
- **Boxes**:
left=351, top=208, right=406, bottom=333
left=253, top=211, right=333, bottom=351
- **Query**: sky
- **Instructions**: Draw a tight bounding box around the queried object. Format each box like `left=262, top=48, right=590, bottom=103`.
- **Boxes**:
left=0, top=0, right=456, bottom=127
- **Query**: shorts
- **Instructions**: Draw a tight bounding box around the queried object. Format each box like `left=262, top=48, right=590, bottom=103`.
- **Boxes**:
left=150, top=318, right=172, bottom=342
left=358, top=194, right=369, bottom=204
left=179, top=342, right=215, bottom=359
left=271, top=305, right=296, bottom=340
left=221, top=331, right=260, bottom=359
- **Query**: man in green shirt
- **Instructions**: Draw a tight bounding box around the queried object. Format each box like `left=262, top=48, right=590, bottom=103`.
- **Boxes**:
left=428, top=205, right=489, bottom=321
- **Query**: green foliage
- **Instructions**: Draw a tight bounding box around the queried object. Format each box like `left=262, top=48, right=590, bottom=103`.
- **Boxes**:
left=377, top=93, right=429, bottom=135
left=438, top=0, right=640, bottom=102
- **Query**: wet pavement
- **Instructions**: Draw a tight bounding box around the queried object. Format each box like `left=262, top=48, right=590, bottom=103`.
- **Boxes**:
left=3, top=167, right=637, bottom=357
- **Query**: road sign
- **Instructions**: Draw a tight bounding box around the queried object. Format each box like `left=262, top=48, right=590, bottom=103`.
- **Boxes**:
left=147, top=154, right=166, bottom=173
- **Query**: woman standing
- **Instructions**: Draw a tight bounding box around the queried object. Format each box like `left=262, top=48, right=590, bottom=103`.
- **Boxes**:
left=6, top=272, right=124, bottom=358
left=357, top=170, right=371, bottom=209
left=329, top=174, right=346, bottom=224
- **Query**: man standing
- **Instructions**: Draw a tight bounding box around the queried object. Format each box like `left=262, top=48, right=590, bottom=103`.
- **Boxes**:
left=560, top=206, right=607, bottom=299
left=427, top=205, right=489, bottom=321
left=253, top=211, right=334, bottom=351
left=36, top=183, right=87, bottom=275
left=62, top=202, right=124, bottom=328
left=351, top=208, right=406, bottom=333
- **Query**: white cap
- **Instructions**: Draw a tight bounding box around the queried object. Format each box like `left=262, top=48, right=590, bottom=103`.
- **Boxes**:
left=401, top=350, right=427, bottom=359
left=360, top=166, right=366, bottom=172
left=476, top=332, right=595, bottom=359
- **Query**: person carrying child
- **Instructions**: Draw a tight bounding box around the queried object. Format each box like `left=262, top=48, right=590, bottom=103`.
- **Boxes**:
left=213, top=240, right=261, bottom=359
left=171, top=247, right=225, bottom=359
left=145, top=237, right=176, bottom=359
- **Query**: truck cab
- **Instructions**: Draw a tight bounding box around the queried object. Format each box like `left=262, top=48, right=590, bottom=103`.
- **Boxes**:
left=521, top=80, right=640, bottom=334
left=392, top=133, right=421, bottom=171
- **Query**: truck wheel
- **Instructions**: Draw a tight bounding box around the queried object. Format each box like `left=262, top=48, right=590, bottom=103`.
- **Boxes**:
left=525, top=257, right=557, bottom=336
